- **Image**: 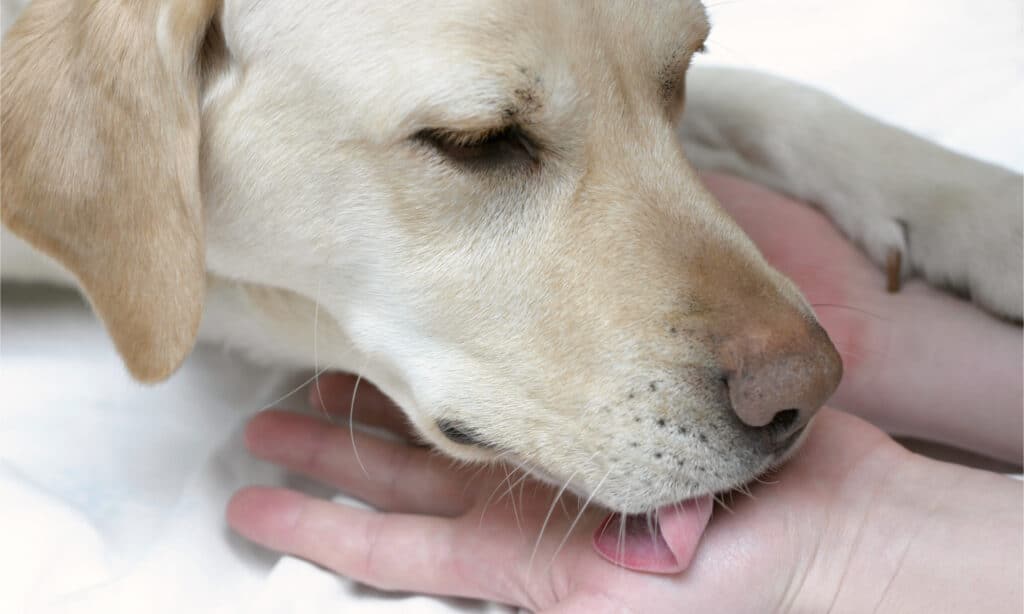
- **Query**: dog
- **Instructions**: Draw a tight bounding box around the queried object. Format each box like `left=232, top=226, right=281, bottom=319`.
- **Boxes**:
left=2, top=0, right=1021, bottom=521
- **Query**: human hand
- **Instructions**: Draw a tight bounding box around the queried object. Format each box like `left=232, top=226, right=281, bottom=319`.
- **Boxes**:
left=227, top=173, right=1023, bottom=611
left=701, top=173, right=1022, bottom=461
left=229, top=395, right=1021, bottom=612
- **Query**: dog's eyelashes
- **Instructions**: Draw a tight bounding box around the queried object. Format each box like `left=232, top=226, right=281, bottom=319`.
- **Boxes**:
left=415, top=125, right=538, bottom=169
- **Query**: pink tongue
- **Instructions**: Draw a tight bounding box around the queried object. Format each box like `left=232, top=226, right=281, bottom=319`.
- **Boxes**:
left=592, top=495, right=713, bottom=574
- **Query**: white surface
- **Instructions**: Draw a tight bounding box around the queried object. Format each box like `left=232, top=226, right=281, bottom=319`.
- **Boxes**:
left=1, top=2, right=1021, bottom=613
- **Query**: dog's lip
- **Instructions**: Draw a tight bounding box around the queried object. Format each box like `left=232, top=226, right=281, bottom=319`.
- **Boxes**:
left=774, top=423, right=808, bottom=452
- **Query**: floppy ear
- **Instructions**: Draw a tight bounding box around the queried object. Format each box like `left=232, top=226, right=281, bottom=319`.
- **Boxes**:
left=2, top=0, right=219, bottom=382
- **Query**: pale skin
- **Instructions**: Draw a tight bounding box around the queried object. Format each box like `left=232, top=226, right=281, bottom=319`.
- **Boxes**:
left=227, top=173, right=1023, bottom=613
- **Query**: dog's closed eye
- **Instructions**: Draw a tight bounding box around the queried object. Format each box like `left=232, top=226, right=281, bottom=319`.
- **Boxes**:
left=415, top=125, right=538, bottom=169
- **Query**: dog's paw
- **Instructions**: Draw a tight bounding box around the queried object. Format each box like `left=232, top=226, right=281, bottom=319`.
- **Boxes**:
left=852, top=179, right=1022, bottom=321
left=678, top=67, right=1022, bottom=320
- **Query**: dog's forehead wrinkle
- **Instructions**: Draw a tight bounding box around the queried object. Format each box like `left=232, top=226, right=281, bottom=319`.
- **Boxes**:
left=224, top=0, right=714, bottom=141
left=223, top=0, right=583, bottom=133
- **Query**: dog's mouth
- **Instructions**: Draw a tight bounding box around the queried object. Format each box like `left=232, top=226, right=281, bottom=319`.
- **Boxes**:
left=437, top=419, right=809, bottom=575
left=592, top=495, right=714, bottom=574
left=589, top=426, right=808, bottom=574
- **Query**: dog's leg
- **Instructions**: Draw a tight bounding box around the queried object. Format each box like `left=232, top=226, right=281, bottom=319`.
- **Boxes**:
left=680, top=66, right=1022, bottom=321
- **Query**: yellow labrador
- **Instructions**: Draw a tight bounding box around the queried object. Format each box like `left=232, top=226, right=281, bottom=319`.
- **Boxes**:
left=2, top=0, right=1021, bottom=571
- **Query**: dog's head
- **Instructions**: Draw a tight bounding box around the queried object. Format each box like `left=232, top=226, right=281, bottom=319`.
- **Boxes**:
left=2, top=0, right=840, bottom=513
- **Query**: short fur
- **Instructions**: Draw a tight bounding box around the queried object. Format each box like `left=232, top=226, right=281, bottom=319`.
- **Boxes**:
left=2, top=0, right=1020, bottom=513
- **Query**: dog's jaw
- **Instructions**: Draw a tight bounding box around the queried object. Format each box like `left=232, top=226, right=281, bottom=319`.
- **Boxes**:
left=197, top=0, right=833, bottom=514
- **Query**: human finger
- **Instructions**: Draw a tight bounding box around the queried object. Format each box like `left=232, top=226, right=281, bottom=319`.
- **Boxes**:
left=245, top=410, right=473, bottom=516
left=227, top=487, right=525, bottom=605
left=308, top=373, right=416, bottom=439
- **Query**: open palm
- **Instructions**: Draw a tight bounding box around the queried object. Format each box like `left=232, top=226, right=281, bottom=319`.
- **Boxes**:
left=229, top=404, right=902, bottom=611
left=228, top=173, right=1022, bottom=612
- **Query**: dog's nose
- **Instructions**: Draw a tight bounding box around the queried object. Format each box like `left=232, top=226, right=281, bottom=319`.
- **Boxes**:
left=719, top=318, right=842, bottom=433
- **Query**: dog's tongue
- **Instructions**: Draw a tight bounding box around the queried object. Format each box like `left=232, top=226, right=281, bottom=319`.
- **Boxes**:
left=592, top=495, right=713, bottom=574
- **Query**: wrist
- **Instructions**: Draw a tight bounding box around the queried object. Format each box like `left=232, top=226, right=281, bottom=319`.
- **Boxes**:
left=796, top=451, right=1023, bottom=613
left=827, top=282, right=1023, bottom=462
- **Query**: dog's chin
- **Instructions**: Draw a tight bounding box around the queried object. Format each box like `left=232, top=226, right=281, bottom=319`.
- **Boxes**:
left=424, top=413, right=815, bottom=501
left=589, top=423, right=815, bottom=575
left=415, top=417, right=816, bottom=574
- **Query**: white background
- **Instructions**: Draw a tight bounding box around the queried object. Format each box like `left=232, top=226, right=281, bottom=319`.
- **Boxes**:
left=2, top=1, right=1021, bottom=612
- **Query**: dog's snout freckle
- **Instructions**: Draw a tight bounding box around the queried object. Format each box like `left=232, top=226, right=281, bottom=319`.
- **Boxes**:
left=654, top=452, right=663, bottom=459
left=656, top=418, right=666, bottom=427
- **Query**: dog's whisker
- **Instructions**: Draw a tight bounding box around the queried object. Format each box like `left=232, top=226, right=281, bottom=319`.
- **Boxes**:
left=648, top=508, right=658, bottom=557
left=348, top=357, right=372, bottom=479
left=505, top=470, right=532, bottom=532
left=503, top=464, right=525, bottom=535
left=711, top=491, right=734, bottom=515
left=827, top=341, right=888, bottom=369
left=595, top=506, right=616, bottom=544
left=257, top=366, right=331, bottom=412
left=617, top=509, right=627, bottom=571
left=696, top=36, right=750, bottom=64
left=310, top=277, right=333, bottom=423
left=557, top=494, right=574, bottom=521
left=504, top=470, right=534, bottom=512
left=483, top=463, right=532, bottom=536
left=735, top=482, right=756, bottom=501
left=478, top=460, right=521, bottom=527
left=526, top=467, right=581, bottom=579
left=499, top=458, right=532, bottom=497
left=544, top=469, right=611, bottom=575
left=517, top=473, right=531, bottom=524
left=507, top=458, right=543, bottom=513
left=463, top=456, right=500, bottom=504
left=810, top=302, right=888, bottom=322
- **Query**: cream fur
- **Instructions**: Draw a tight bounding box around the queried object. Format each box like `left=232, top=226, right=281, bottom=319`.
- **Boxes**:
left=2, top=0, right=1019, bottom=513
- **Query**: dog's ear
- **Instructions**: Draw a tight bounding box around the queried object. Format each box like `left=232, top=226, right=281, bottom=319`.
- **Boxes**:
left=2, top=0, right=219, bottom=382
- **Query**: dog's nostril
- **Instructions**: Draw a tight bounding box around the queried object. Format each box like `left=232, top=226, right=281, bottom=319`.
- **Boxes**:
left=768, top=408, right=799, bottom=433
left=718, top=319, right=841, bottom=431
left=437, top=420, right=487, bottom=447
